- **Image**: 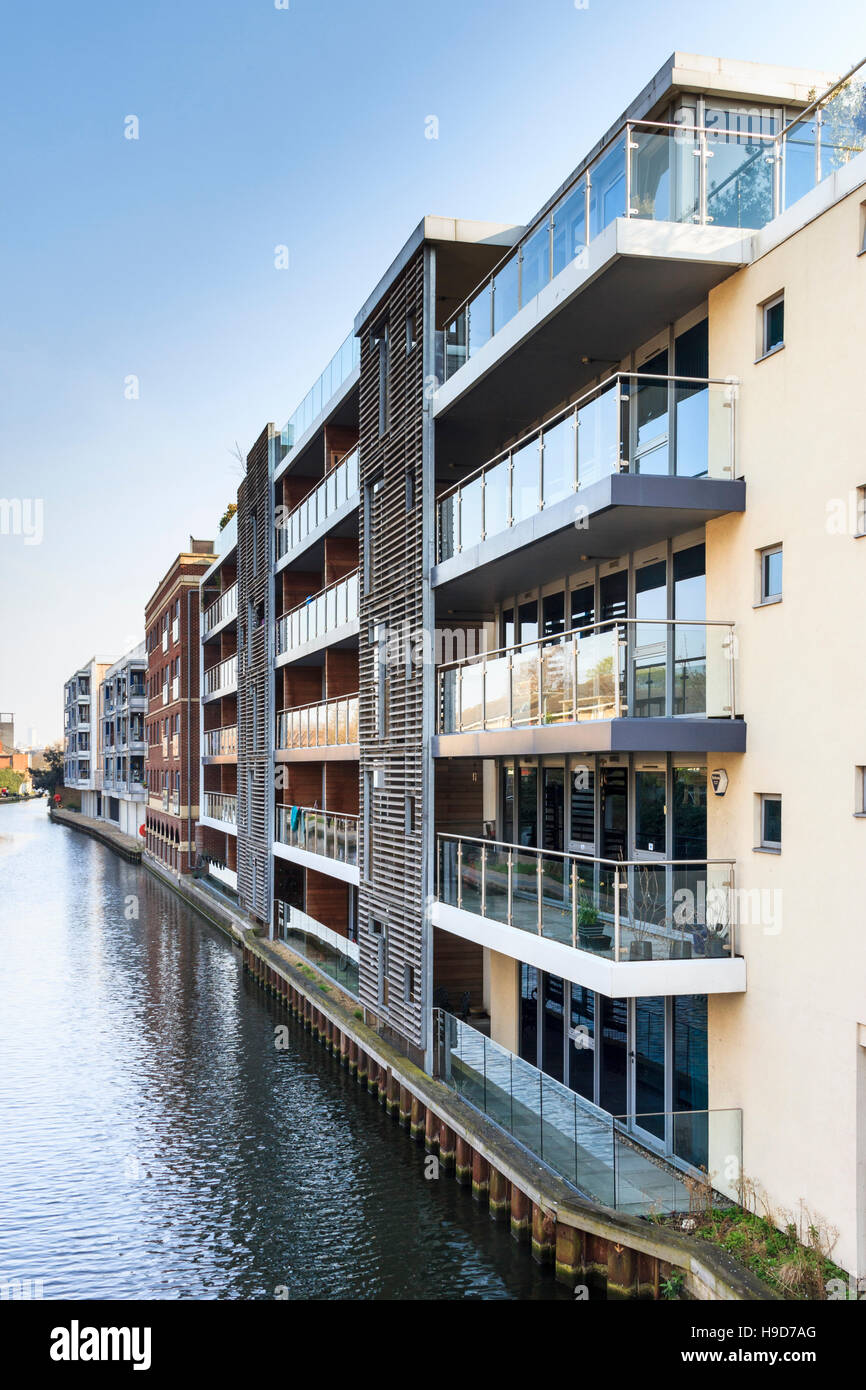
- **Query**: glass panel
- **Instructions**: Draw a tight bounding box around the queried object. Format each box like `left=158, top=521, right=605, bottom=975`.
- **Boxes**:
left=540, top=857, right=570, bottom=945
left=575, top=628, right=618, bottom=719
left=511, top=437, right=541, bottom=523
left=541, top=643, right=571, bottom=722
left=541, top=975, right=565, bottom=1082
left=599, top=996, right=628, bottom=1116
left=483, top=456, right=509, bottom=541
left=588, top=136, right=626, bottom=238
left=511, top=649, right=539, bottom=726
left=552, top=181, right=586, bottom=275
left=459, top=840, right=483, bottom=915
left=542, top=590, right=565, bottom=640
left=348, top=697, right=358, bottom=743
left=467, top=282, right=492, bottom=358
left=516, top=766, right=538, bottom=848
left=634, top=771, right=666, bottom=854
left=634, top=997, right=666, bottom=1141
left=542, top=414, right=574, bottom=507
left=672, top=767, right=707, bottom=860
left=459, top=663, right=484, bottom=732
left=569, top=765, right=594, bottom=850
left=439, top=839, right=458, bottom=906
left=819, top=81, right=866, bottom=178
left=568, top=985, right=595, bottom=1101
left=705, top=125, right=774, bottom=229
left=576, top=382, right=619, bottom=487
left=519, top=965, right=539, bottom=1065
left=445, top=308, right=467, bottom=378
left=520, top=221, right=550, bottom=305
left=438, top=494, right=457, bottom=560
left=484, top=845, right=510, bottom=924
left=460, top=475, right=482, bottom=550
left=483, top=654, right=510, bottom=727
left=672, top=996, right=708, bottom=1168
left=492, top=254, right=519, bottom=332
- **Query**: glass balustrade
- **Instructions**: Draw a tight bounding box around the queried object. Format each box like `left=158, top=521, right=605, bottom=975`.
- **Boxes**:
left=279, top=333, right=360, bottom=454
left=275, top=805, right=359, bottom=867
left=276, top=571, right=359, bottom=656
left=204, top=726, right=238, bottom=757
left=275, top=902, right=359, bottom=996
left=437, top=374, right=737, bottom=561
left=203, top=655, right=238, bottom=696
left=437, top=835, right=736, bottom=963
left=276, top=694, right=359, bottom=750
left=438, top=619, right=735, bottom=732
left=276, top=447, right=360, bottom=559
left=202, top=582, right=238, bottom=636
left=435, top=1010, right=742, bottom=1211
left=203, top=792, right=237, bottom=825
left=443, top=69, right=866, bottom=380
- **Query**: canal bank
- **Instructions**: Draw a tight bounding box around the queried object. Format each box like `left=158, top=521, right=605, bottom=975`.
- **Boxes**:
left=139, top=845, right=775, bottom=1301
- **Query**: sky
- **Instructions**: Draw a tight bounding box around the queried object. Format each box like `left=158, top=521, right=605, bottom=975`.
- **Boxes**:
left=1, top=0, right=862, bottom=744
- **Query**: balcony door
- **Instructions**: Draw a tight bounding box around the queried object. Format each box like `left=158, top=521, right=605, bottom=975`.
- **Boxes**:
left=632, top=554, right=668, bottom=717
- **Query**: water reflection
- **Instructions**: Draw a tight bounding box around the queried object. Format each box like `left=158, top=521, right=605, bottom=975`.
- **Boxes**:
left=0, top=802, right=570, bottom=1300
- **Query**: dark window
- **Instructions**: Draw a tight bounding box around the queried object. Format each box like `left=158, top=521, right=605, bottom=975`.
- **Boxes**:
left=371, top=322, right=389, bottom=436
left=762, top=294, right=785, bottom=355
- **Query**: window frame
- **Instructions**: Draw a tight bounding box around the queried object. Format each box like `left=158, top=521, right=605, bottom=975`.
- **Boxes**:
left=759, top=291, right=785, bottom=360
left=759, top=794, right=782, bottom=850
left=757, top=543, right=783, bottom=606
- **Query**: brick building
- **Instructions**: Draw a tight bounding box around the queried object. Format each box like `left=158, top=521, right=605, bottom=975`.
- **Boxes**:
left=144, top=539, right=215, bottom=874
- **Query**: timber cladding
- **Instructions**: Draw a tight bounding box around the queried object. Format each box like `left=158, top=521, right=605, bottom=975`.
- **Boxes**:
left=357, top=248, right=425, bottom=1046
left=237, top=425, right=272, bottom=924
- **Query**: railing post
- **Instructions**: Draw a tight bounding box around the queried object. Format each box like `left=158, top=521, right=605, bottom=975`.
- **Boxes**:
left=614, top=867, right=622, bottom=961
left=624, top=121, right=632, bottom=216
left=571, top=860, right=578, bottom=949
left=480, top=844, right=487, bottom=918
left=537, top=855, right=543, bottom=936
left=457, top=840, right=463, bottom=910
left=507, top=849, right=513, bottom=927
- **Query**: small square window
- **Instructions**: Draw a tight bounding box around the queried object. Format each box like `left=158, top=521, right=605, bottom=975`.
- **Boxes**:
left=856, top=485, right=866, bottom=538
left=760, top=794, right=782, bottom=849
left=856, top=767, right=866, bottom=815
left=406, top=310, right=417, bottom=353
left=758, top=544, right=783, bottom=604
left=760, top=293, right=785, bottom=357
left=859, top=201, right=866, bottom=255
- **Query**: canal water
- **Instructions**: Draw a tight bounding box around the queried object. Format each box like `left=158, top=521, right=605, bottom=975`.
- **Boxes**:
left=0, top=801, right=570, bottom=1300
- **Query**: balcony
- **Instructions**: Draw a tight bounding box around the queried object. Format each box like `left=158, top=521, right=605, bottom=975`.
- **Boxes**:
left=276, top=693, right=359, bottom=759
left=203, top=725, right=238, bottom=759
left=275, top=902, right=359, bottom=996
left=274, top=805, right=359, bottom=882
left=202, top=582, right=238, bottom=638
left=275, top=571, right=359, bottom=664
left=442, top=74, right=866, bottom=385
left=435, top=834, right=746, bottom=996
left=202, top=791, right=237, bottom=827
left=436, top=1010, right=742, bottom=1213
left=276, top=446, right=360, bottom=564
left=203, top=654, right=238, bottom=699
left=436, top=618, right=745, bottom=757
left=434, top=373, right=743, bottom=601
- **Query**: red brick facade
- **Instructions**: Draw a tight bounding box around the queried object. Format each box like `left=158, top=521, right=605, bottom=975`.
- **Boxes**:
left=144, top=543, right=215, bottom=873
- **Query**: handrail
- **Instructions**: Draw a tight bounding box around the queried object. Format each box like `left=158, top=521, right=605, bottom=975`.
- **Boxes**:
left=778, top=54, right=866, bottom=136
left=437, top=830, right=732, bottom=871
left=202, top=581, right=238, bottom=634
left=279, top=444, right=359, bottom=521
left=280, top=567, right=359, bottom=622
left=438, top=614, right=735, bottom=672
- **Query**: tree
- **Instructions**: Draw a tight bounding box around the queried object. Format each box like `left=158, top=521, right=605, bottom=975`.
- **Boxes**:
left=0, top=769, right=24, bottom=795
left=33, top=745, right=64, bottom=796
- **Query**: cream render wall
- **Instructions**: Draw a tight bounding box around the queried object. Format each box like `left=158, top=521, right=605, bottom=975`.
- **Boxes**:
left=706, top=183, right=866, bottom=1278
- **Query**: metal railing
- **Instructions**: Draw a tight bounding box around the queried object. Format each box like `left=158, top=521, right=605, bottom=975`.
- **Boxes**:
left=276, top=570, right=359, bottom=657
left=203, top=654, right=238, bottom=696
left=443, top=65, right=866, bottom=379
left=275, top=902, right=360, bottom=996
left=436, top=373, right=736, bottom=560
left=203, top=791, right=238, bottom=825
left=275, top=804, right=358, bottom=867
left=276, top=693, right=359, bottom=750
left=435, top=1010, right=742, bottom=1210
left=204, top=725, right=238, bottom=757
left=276, top=446, right=360, bottom=559
left=202, top=582, right=238, bottom=636
left=279, top=330, right=360, bottom=454
left=438, top=618, right=736, bottom=732
left=437, top=833, right=736, bottom=962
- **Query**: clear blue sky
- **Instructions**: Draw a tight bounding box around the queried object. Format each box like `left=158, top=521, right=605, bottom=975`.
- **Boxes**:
left=1, top=0, right=862, bottom=742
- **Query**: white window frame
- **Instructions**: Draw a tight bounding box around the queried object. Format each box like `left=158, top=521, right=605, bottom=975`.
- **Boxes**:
left=759, top=292, right=785, bottom=359
left=760, top=794, right=782, bottom=850
left=757, top=543, right=783, bottom=606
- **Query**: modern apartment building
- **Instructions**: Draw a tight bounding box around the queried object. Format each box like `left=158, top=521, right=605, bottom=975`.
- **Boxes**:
left=98, top=642, right=148, bottom=836
left=205, top=53, right=866, bottom=1277
left=63, top=656, right=116, bottom=808
left=144, top=540, right=216, bottom=874
left=197, top=516, right=240, bottom=893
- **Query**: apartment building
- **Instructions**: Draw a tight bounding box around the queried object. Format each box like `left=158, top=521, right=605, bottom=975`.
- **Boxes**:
left=144, top=540, right=215, bottom=874
left=98, top=642, right=148, bottom=836
left=197, top=516, right=239, bottom=893
left=208, top=53, right=866, bottom=1276
left=63, top=656, right=116, bottom=808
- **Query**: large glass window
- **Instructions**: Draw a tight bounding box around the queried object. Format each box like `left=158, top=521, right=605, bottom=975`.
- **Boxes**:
left=634, top=996, right=666, bottom=1139
left=570, top=583, right=595, bottom=634
left=517, top=763, right=538, bottom=846
left=541, top=974, right=565, bottom=1082
left=568, top=986, right=595, bottom=1100
left=672, top=766, right=707, bottom=859
left=570, top=764, right=595, bottom=850
left=542, top=591, right=565, bottom=640
left=673, top=543, right=706, bottom=714
left=672, top=995, right=708, bottom=1168
left=519, top=965, right=539, bottom=1064
left=599, top=995, right=628, bottom=1115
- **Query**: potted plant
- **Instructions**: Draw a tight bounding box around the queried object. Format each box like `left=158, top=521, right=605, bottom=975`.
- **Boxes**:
left=577, top=901, right=611, bottom=952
